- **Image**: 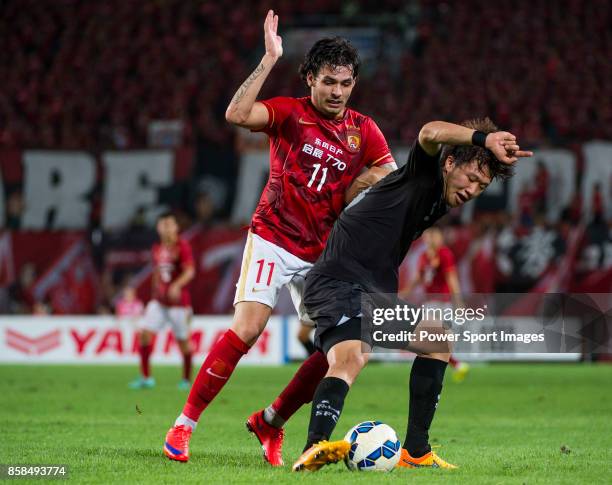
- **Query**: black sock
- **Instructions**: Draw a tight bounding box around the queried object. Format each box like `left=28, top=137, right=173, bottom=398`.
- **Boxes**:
left=301, top=339, right=316, bottom=355
left=304, top=377, right=350, bottom=451
left=403, top=357, right=447, bottom=457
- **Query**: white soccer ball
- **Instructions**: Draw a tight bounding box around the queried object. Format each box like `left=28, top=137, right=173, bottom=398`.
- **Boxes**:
left=344, top=421, right=401, bottom=472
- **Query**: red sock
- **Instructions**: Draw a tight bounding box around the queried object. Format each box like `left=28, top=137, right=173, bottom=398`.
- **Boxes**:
left=182, top=352, right=192, bottom=381
left=272, top=351, right=329, bottom=421
left=182, top=329, right=250, bottom=421
left=139, top=342, right=153, bottom=378
left=448, top=356, right=460, bottom=369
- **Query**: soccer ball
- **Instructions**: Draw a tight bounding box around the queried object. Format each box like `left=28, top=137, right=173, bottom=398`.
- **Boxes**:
left=343, top=421, right=401, bottom=471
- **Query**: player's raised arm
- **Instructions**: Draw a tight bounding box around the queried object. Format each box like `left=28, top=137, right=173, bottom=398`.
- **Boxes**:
left=225, top=10, right=283, bottom=130
left=418, top=120, right=533, bottom=163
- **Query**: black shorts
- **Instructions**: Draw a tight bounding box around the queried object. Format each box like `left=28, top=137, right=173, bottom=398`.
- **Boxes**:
left=304, top=273, right=419, bottom=354
left=304, top=273, right=365, bottom=354
left=315, top=316, right=365, bottom=355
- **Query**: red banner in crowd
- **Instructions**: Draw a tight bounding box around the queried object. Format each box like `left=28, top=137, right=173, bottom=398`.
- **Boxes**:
left=2, top=223, right=610, bottom=316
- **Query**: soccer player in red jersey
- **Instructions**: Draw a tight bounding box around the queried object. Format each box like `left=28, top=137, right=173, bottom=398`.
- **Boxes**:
left=406, top=227, right=470, bottom=382
left=163, top=10, right=396, bottom=463
left=130, top=212, right=195, bottom=391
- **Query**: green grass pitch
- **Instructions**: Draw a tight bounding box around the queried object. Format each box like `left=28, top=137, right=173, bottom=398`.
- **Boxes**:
left=1, top=363, right=611, bottom=484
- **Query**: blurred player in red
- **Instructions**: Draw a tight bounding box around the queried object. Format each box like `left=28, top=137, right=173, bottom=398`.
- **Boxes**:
left=130, top=212, right=195, bottom=390
left=163, top=10, right=396, bottom=463
left=403, top=227, right=470, bottom=382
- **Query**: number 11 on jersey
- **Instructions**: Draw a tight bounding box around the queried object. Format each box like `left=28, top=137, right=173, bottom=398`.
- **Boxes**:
left=255, top=259, right=275, bottom=286
left=307, top=163, right=328, bottom=191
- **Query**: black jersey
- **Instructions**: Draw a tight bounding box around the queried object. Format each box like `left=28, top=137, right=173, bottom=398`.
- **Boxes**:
left=308, top=139, right=449, bottom=293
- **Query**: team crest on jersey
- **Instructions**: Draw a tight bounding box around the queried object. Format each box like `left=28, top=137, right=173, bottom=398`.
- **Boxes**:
left=346, top=127, right=361, bottom=153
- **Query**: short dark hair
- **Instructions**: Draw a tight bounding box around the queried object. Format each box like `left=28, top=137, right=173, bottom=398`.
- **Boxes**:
left=440, top=117, right=514, bottom=181
left=157, top=211, right=176, bottom=222
left=298, top=37, right=360, bottom=83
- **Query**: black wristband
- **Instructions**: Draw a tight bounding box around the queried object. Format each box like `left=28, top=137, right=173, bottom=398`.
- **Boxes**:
left=472, top=130, right=488, bottom=148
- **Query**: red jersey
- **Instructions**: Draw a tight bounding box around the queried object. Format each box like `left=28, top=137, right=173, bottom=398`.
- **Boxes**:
left=151, top=238, right=194, bottom=307
left=418, top=246, right=456, bottom=300
left=252, top=96, right=394, bottom=262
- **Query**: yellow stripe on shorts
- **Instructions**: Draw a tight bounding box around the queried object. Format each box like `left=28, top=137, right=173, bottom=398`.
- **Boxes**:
left=237, top=231, right=254, bottom=301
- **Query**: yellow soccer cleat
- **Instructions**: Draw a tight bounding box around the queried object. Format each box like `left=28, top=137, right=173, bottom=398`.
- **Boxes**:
left=292, top=440, right=351, bottom=472
left=396, top=448, right=457, bottom=469
left=452, top=362, right=470, bottom=383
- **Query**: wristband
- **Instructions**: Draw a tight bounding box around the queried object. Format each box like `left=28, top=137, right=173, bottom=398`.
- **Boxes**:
left=472, top=130, right=488, bottom=148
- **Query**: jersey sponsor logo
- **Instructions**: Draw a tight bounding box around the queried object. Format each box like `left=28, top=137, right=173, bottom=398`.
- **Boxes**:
left=298, top=117, right=317, bottom=126
left=346, top=128, right=361, bottom=153
left=314, top=138, right=344, bottom=157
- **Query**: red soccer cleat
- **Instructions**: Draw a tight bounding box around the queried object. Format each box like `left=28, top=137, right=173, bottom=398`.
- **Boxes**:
left=163, top=424, right=192, bottom=462
left=246, top=410, right=285, bottom=466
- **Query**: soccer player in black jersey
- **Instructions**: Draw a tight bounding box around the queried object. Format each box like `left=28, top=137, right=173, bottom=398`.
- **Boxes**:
left=292, top=118, right=533, bottom=471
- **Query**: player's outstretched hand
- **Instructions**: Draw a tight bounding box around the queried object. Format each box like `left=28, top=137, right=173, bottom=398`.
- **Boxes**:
left=264, top=10, right=283, bottom=60
left=485, top=131, right=533, bottom=164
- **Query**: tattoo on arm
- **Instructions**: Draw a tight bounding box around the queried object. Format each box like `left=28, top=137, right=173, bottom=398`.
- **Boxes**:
left=231, top=63, right=266, bottom=104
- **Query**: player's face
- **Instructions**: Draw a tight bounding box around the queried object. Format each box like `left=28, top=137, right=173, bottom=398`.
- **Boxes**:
left=443, top=158, right=492, bottom=208
left=308, top=65, right=356, bottom=119
left=156, top=216, right=179, bottom=242
left=424, top=228, right=443, bottom=249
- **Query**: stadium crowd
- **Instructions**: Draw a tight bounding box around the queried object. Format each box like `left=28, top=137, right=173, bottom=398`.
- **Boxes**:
left=1, top=0, right=610, bottom=149
left=0, top=0, right=610, bottom=315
